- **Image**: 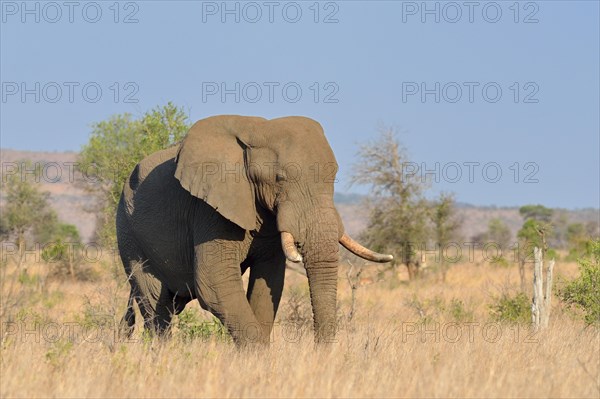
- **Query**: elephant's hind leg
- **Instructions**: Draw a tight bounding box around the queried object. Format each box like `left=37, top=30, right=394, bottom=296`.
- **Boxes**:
left=119, top=254, right=174, bottom=337
left=153, top=293, right=191, bottom=336
left=131, top=264, right=175, bottom=337
left=153, top=286, right=183, bottom=337
left=119, top=287, right=136, bottom=338
left=134, top=271, right=191, bottom=337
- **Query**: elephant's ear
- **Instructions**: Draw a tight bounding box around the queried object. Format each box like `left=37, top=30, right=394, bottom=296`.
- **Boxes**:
left=174, top=117, right=257, bottom=231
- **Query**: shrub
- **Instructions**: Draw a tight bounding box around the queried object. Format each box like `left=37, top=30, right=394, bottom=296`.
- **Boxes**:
left=45, top=339, right=74, bottom=368
left=1, top=163, right=61, bottom=271
left=41, top=223, right=82, bottom=279
left=283, top=290, right=313, bottom=327
left=486, top=218, right=512, bottom=250
left=565, top=223, right=589, bottom=261
left=78, top=103, right=190, bottom=245
left=176, top=308, right=228, bottom=342
left=404, top=295, right=447, bottom=325
left=558, top=240, right=600, bottom=325
left=448, top=299, right=475, bottom=322
left=489, top=292, right=531, bottom=324
left=490, top=256, right=510, bottom=268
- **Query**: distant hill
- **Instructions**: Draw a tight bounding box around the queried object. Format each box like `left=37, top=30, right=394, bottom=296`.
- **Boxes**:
left=2, top=149, right=598, bottom=243
left=336, top=194, right=599, bottom=241
left=335, top=194, right=532, bottom=240
left=1, top=149, right=97, bottom=242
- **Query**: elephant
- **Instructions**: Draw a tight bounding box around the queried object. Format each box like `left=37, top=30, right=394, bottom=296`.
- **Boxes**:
left=116, top=115, right=393, bottom=345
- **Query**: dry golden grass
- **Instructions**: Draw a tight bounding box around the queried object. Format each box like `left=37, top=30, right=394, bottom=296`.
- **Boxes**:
left=1, top=255, right=598, bottom=398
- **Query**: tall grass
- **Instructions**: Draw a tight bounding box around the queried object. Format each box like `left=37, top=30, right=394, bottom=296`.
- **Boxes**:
left=1, top=257, right=598, bottom=398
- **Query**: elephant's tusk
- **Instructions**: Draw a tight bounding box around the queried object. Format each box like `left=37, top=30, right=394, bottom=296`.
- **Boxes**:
left=339, top=233, right=394, bottom=263
left=281, top=231, right=303, bottom=263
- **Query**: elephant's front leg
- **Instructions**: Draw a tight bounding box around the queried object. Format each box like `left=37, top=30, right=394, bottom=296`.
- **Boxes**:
left=246, top=251, right=286, bottom=340
left=194, top=240, right=267, bottom=345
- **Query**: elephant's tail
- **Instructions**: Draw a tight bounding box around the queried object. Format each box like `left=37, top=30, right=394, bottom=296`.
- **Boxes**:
left=118, top=288, right=136, bottom=339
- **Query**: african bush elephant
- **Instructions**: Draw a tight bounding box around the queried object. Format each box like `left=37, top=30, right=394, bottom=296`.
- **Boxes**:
left=116, top=115, right=392, bottom=345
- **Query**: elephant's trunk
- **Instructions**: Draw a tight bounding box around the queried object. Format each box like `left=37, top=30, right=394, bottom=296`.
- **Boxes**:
left=299, top=209, right=340, bottom=344
left=305, top=259, right=338, bottom=343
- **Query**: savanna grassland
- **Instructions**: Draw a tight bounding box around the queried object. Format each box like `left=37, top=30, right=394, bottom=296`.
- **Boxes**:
left=1, top=254, right=598, bottom=398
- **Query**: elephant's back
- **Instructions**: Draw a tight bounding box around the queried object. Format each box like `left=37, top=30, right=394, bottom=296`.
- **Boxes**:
left=121, top=145, right=180, bottom=210
left=127, top=145, right=180, bottom=191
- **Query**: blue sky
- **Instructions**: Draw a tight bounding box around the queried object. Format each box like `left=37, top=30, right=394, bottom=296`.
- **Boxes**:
left=1, top=1, right=599, bottom=209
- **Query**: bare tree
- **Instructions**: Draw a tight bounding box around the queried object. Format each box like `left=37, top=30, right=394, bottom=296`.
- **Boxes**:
left=351, top=127, right=430, bottom=279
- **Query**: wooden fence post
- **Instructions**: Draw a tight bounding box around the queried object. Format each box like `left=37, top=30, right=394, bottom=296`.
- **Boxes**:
left=531, top=247, right=555, bottom=329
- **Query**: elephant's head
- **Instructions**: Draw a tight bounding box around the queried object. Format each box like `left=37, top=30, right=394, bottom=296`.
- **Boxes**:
left=174, top=115, right=392, bottom=342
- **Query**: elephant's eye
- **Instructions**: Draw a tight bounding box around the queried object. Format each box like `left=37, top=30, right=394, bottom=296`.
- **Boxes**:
left=275, top=172, right=287, bottom=183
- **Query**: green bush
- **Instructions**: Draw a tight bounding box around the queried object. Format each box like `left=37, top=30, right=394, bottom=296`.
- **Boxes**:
left=176, top=308, right=228, bottom=342
left=564, top=223, right=589, bottom=261
left=559, top=240, right=600, bottom=325
left=448, top=299, right=475, bottom=322
left=489, top=292, right=531, bottom=324
left=45, top=339, right=74, bottom=368
left=1, top=162, right=63, bottom=272
left=17, top=272, right=39, bottom=286
left=78, top=103, right=190, bottom=245
left=484, top=218, right=512, bottom=250
left=490, top=256, right=510, bottom=268
left=404, top=296, right=475, bottom=324
left=41, top=223, right=82, bottom=279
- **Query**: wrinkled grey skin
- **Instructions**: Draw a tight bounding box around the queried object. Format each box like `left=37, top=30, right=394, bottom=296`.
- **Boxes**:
left=117, top=115, right=384, bottom=345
